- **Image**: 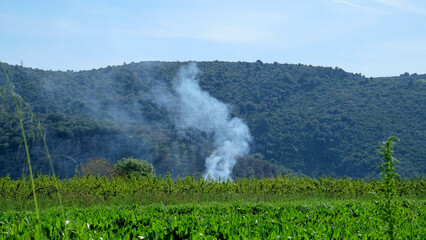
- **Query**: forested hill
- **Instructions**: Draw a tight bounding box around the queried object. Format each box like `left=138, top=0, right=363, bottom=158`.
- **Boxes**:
left=0, top=61, right=425, bottom=179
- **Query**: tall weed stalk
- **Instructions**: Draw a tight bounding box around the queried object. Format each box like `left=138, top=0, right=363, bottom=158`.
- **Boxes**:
left=2, top=64, right=67, bottom=238
left=1, top=65, right=41, bottom=237
left=379, top=136, right=399, bottom=240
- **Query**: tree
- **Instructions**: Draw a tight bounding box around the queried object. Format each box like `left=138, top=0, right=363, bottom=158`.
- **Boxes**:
left=115, top=157, right=156, bottom=178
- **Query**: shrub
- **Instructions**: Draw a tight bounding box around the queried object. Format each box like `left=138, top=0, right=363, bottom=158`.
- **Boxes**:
left=115, top=157, right=156, bottom=178
left=80, top=158, right=115, bottom=177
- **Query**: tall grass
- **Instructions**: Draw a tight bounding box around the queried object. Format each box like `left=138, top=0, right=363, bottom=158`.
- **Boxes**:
left=1, top=64, right=67, bottom=238
left=1, top=65, right=40, bottom=237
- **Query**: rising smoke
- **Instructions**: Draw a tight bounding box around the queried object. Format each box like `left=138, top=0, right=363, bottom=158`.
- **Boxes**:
left=152, top=63, right=252, bottom=180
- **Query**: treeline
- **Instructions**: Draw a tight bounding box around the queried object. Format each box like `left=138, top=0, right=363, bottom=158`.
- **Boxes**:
left=0, top=61, right=425, bottom=179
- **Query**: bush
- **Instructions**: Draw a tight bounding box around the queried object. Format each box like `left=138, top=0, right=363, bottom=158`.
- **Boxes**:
left=115, top=157, right=156, bottom=178
left=80, top=158, right=115, bottom=177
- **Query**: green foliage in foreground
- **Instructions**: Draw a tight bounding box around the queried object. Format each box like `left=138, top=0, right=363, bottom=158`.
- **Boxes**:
left=0, top=175, right=424, bottom=239
left=1, top=200, right=425, bottom=239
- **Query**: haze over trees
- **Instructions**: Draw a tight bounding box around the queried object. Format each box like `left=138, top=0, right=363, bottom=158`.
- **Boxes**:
left=0, top=61, right=424, bottom=179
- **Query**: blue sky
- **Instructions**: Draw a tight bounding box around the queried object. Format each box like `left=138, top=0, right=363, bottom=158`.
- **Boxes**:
left=0, top=0, right=425, bottom=77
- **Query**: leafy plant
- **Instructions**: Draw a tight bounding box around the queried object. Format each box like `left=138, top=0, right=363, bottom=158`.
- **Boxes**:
left=1, top=201, right=425, bottom=239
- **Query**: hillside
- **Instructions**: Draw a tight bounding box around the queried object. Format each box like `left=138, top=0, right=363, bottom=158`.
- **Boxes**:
left=0, top=61, right=425, bottom=179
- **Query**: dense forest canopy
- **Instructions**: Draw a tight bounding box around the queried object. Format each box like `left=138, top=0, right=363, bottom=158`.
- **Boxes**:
left=0, top=61, right=425, bottom=179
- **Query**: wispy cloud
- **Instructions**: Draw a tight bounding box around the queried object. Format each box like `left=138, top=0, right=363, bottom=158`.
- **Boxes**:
left=142, top=8, right=287, bottom=44
left=373, top=0, right=426, bottom=15
left=331, top=0, right=385, bottom=12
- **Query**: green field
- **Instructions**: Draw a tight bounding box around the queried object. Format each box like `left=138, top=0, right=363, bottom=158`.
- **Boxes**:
left=1, top=201, right=425, bottom=239
left=0, top=175, right=424, bottom=239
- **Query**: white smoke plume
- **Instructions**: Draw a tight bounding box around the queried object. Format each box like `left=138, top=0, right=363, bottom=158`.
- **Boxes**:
left=153, top=63, right=252, bottom=180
